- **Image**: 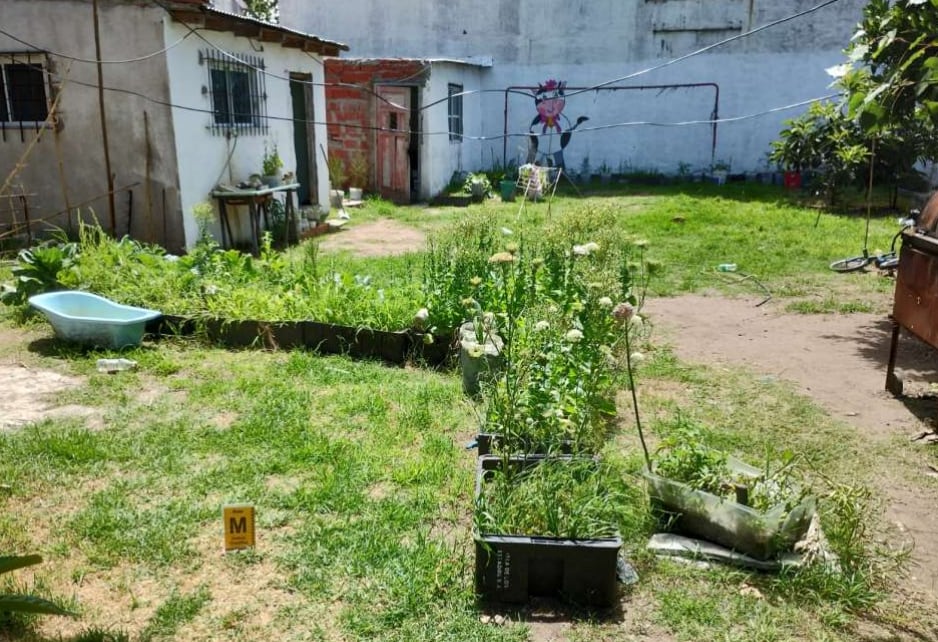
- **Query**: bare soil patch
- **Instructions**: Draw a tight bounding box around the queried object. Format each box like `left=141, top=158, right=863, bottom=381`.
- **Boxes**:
left=0, top=363, right=99, bottom=430
left=317, top=218, right=425, bottom=256
left=645, top=294, right=938, bottom=602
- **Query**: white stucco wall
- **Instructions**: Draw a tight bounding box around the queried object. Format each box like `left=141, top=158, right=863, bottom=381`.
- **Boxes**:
left=163, top=21, right=330, bottom=248
left=418, top=62, right=485, bottom=199
left=282, top=0, right=867, bottom=175
left=0, top=0, right=182, bottom=248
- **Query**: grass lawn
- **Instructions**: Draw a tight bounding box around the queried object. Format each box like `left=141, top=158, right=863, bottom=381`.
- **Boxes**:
left=1, top=182, right=934, bottom=641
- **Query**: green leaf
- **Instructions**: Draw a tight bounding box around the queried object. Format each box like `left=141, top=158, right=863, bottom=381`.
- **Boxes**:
left=0, top=594, right=73, bottom=616
left=0, top=554, right=42, bottom=575
left=923, top=100, right=938, bottom=118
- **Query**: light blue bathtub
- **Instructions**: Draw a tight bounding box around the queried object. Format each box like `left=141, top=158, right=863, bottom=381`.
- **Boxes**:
left=28, top=291, right=162, bottom=349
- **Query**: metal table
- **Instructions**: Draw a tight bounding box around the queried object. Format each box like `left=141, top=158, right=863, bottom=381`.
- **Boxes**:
left=210, top=183, right=299, bottom=254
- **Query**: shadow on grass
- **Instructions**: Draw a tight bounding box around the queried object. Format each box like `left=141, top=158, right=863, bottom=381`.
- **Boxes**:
left=26, top=336, right=159, bottom=357
left=552, top=179, right=913, bottom=218
left=0, top=616, right=129, bottom=642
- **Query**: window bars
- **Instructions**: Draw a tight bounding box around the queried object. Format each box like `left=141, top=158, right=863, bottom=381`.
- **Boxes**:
left=448, top=83, right=463, bottom=142
left=200, top=49, right=267, bottom=136
left=0, top=52, right=52, bottom=140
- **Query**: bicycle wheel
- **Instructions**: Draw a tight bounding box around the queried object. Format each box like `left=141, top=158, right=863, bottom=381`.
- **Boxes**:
left=829, top=256, right=869, bottom=272
left=876, top=254, right=899, bottom=270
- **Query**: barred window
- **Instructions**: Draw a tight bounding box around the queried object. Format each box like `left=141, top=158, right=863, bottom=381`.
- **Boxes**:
left=0, top=52, right=49, bottom=124
left=448, top=83, right=463, bottom=142
left=201, top=49, right=267, bottom=135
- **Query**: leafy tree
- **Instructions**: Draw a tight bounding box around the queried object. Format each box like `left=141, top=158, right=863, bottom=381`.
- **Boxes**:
left=242, top=0, right=278, bottom=23
left=840, top=0, right=938, bottom=155
left=770, top=1, right=938, bottom=206
left=770, top=102, right=868, bottom=206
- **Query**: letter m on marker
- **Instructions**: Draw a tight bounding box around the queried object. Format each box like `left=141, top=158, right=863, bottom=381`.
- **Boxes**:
left=229, top=516, right=247, bottom=534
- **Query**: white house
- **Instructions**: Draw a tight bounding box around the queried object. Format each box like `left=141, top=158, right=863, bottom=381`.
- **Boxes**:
left=278, top=0, right=867, bottom=177
left=0, top=0, right=346, bottom=251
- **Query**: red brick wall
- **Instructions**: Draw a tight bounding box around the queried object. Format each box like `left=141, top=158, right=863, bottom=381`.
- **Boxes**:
left=324, top=59, right=427, bottom=192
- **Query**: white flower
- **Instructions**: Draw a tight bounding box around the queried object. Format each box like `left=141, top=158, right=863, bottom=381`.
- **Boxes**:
left=573, top=241, right=599, bottom=256
left=564, top=329, right=584, bottom=343
left=630, top=314, right=644, bottom=329
left=413, top=307, right=429, bottom=328
left=598, top=296, right=613, bottom=308
left=501, top=227, right=514, bottom=236
left=630, top=352, right=645, bottom=363
left=204, top=284, right=219, bottom=296
left=825, top=63, right=852, bottom=78
left=534, top=320, right=550, bottom=332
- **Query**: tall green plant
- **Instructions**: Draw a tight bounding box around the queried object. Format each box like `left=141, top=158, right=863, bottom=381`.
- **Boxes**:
left=0, top=240, right=79, bottom=306
left=839, top=0, right=938, bottom=139
left=769, top=102, right=868, bottom=206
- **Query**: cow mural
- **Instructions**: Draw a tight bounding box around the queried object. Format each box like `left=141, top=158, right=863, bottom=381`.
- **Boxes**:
left=526, top=79, right=589, bottom=170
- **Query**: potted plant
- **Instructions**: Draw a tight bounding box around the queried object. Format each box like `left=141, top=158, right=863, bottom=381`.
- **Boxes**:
left=462, top=172, right=492, bottom=202
left=473, top=455, right=630, bottom=606
left=326, top=154, right=347, bottom=206
left=347, top=154, right=368, bottom=202
left=711, top=160, right=731, bottom=186
left=644, top=423, right=816, bottom=561
left=598, top=161, right=613, bottom=185
left=261, top=143, right=284, bottom=187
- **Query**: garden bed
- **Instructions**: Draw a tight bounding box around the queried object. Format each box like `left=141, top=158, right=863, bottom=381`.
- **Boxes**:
left=146, top=315, right=453, bottom=365
left=473, top=455, right=623, bottom=607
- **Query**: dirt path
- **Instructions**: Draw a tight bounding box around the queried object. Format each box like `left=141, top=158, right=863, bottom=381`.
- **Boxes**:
left=645, top=294, right=938, bottom=601
left=317, top=218, right=426, bottom=256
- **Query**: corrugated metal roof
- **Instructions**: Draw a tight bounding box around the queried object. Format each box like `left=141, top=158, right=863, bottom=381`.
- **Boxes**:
left=167, top=2, right=349, bottom=55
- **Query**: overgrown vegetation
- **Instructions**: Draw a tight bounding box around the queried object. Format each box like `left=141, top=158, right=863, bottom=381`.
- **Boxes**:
left=474, top=456, right=647, bottom=538
left=0, top=186, right=931, bottom=640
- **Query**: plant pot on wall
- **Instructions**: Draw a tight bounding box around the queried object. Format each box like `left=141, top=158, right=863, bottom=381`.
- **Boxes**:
left=262, top=175, right=282, bottom=188
left=348, top=187, right=363, bottom=202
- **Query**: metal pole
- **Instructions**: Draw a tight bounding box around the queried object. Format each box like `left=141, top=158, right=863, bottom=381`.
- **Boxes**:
left=144, top=111, right=154, bottom=243
left=92, top=0, right=117, bottom=236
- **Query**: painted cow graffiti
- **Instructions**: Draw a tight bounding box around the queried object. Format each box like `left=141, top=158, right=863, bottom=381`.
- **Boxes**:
left=527, top=79, right=589, bottom=170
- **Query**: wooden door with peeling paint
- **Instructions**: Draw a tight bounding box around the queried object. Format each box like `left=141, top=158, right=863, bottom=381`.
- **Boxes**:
left=376, top=86, right=411, bottom=203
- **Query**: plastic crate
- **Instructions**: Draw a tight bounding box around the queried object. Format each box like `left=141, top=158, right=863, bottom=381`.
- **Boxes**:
left=473, top=455, right=621, bottom=607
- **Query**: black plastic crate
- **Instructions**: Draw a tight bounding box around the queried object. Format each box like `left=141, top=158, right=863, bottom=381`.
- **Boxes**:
left=473, top=455, right=621, bottom=607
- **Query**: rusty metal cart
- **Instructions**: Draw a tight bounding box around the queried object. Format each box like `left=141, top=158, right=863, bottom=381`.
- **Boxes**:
left=886, top=229, right=938, bottom=395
